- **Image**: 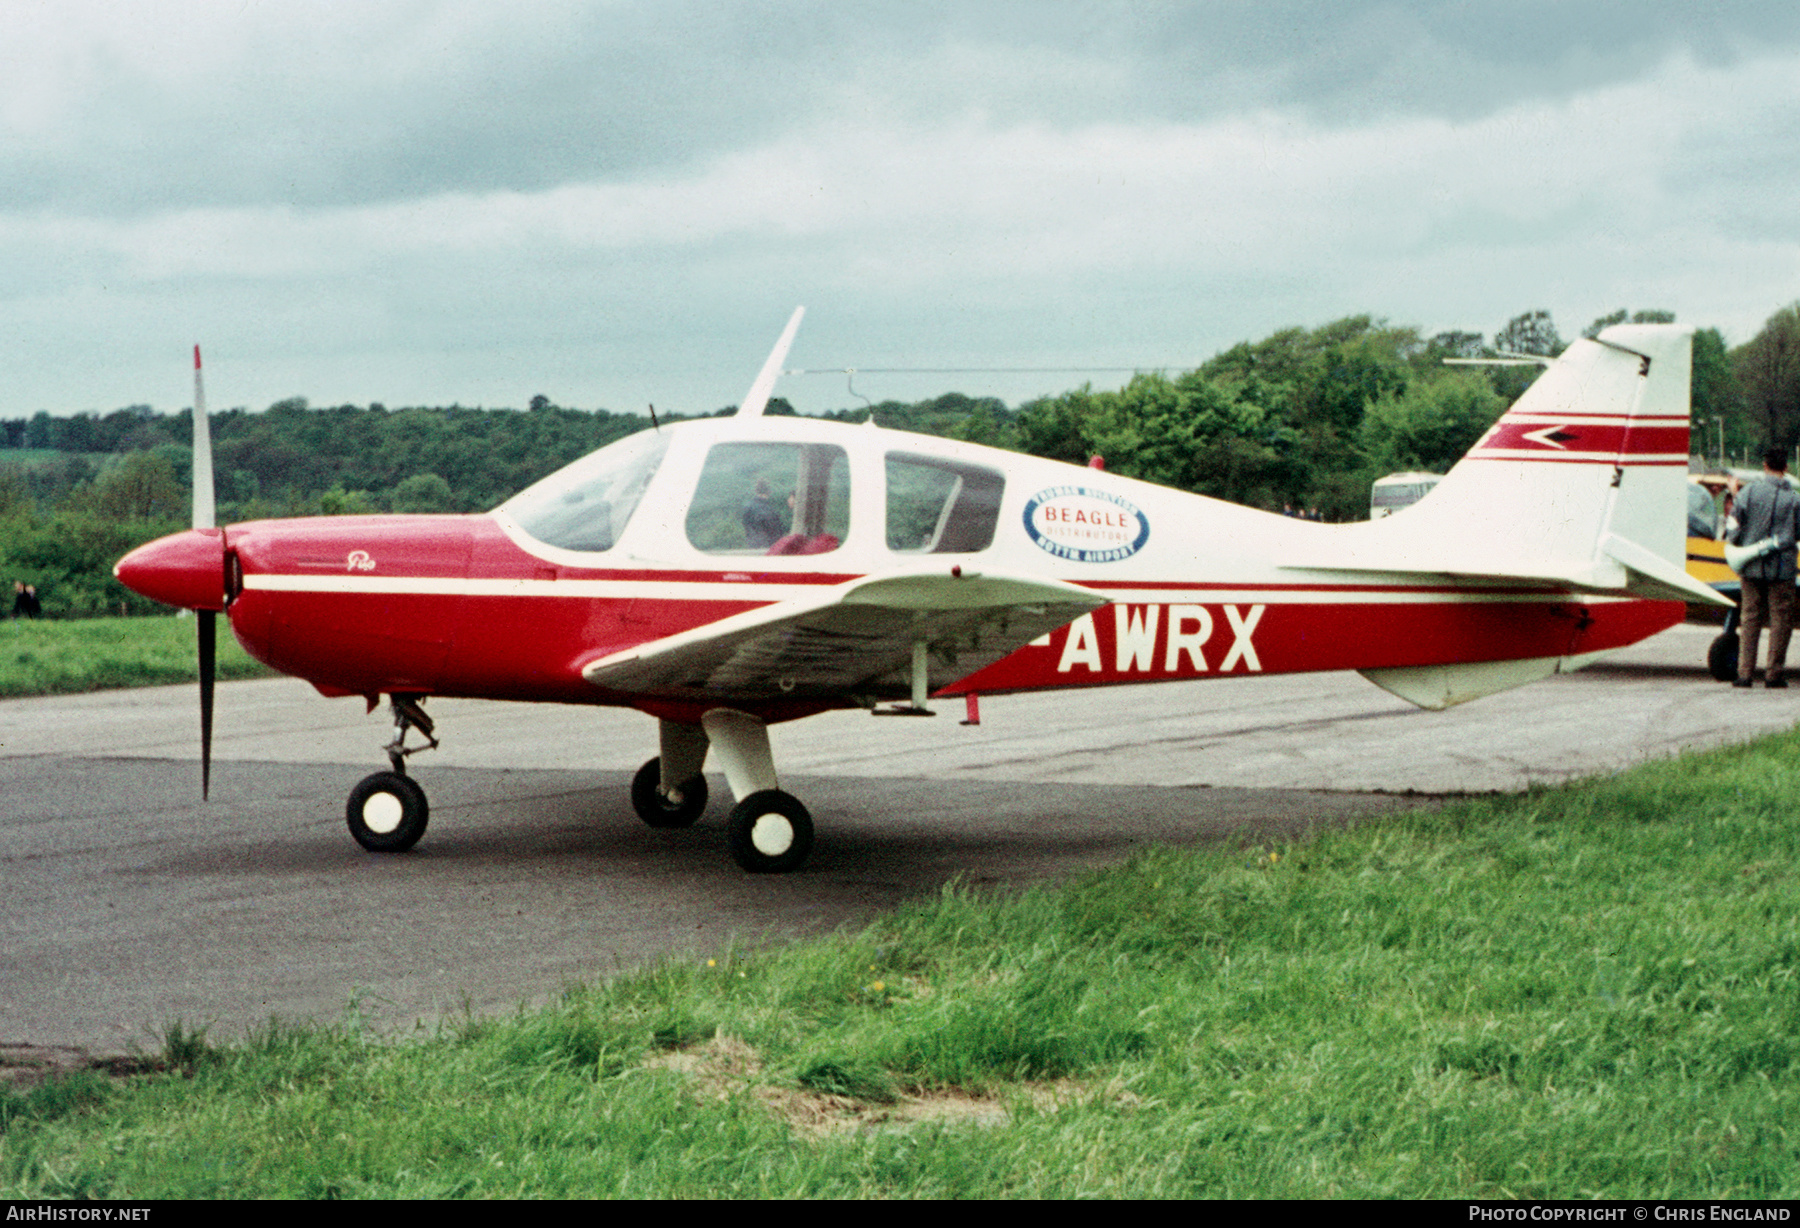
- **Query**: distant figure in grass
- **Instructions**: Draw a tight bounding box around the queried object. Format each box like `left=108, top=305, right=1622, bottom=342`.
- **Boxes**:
left=11, top=581, right=40, bottom=620
left=1730, top=448, right=1799, bottom=689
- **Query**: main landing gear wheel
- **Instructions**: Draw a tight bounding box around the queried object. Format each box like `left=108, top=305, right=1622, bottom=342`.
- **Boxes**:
left=1709, top=632, right=1740, bottom=683
left=631, top=757, right=709, bottom=828
left=726, top=790, right=814, bottom=874
left=346, top=771, right=430, bottom=852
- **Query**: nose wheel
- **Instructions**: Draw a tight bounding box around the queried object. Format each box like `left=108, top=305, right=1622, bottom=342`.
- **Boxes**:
left=346, top=771, right=429, bottom=852
left=345, top=695, right=436, bottom=853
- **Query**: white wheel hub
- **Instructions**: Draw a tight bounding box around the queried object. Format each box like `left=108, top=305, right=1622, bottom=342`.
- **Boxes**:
left=749, top=813, right=794, bottom=856
left=362, top=791, right=404, bottom=834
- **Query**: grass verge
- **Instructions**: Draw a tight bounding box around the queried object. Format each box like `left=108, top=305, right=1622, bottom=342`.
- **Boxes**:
left=0, top=616, right=274, bottom=697
left=4, top=729, right=1799, bottom=1197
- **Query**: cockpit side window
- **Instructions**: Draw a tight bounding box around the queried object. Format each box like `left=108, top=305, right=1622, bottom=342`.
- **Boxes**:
left=499, top=428, right=669, bottom=552
left=886, top=453, right=1004, bottom=553
left=686, top=442, right=850, bottom=555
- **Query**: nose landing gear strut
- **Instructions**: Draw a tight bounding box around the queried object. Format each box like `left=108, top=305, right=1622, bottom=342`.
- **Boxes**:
left=345, top=695, right=437, bottom=853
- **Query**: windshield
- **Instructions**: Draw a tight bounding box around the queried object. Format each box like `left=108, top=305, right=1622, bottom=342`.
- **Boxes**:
left=499, top=429, right=670, bottom=552
left=1687, top=482, right=1718, bottom=539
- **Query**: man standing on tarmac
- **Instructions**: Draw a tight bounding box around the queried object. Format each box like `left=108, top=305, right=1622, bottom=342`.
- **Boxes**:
left=1731, top=448, right=1800, bottom=688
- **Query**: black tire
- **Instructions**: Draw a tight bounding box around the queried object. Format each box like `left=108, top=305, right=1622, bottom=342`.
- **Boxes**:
left=726, top=790, right=814, bottom=874
left=346, top=771, right=429, bottom=852
left=1708, top=632, right=1740, bottom=683
left=631, top=757, right=709, bottom=828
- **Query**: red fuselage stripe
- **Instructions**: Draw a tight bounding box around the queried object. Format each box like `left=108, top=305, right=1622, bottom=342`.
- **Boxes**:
left=227, top=584, right=1681, bottom=710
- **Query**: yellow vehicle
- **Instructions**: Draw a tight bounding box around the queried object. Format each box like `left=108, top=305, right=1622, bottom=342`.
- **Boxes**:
left=1686, top=471, right=1800, bottom=681
left=1687, top=475, right=1738, bottom=680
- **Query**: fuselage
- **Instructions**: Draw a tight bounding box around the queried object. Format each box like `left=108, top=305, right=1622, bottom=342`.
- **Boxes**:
left=118, top=413, right=1683, bottom=723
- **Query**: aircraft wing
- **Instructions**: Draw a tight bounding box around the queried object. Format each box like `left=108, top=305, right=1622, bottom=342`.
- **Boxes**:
left=582, top=568, right=1106, bottom=703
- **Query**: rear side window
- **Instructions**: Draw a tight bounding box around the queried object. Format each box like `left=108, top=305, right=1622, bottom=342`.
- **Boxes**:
left=886, top=453, right=1004, bottom=553
left=686, top=442, right=850, bottom=555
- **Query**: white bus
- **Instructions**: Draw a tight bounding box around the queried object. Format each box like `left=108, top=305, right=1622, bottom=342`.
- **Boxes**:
left=1370, top=471, right=1442, bottom=519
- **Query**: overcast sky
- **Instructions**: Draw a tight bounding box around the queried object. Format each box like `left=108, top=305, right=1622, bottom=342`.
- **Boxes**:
left=4, top=0, right=1798, bottom=419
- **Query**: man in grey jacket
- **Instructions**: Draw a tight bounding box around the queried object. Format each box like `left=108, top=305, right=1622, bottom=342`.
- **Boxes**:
left=1731, top=448, right=1800, bottom=688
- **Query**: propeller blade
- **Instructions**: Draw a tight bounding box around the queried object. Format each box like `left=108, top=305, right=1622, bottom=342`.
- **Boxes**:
left=198, top=608, right=215, bottom=799
left=736, top=306, right=804, bottom=418
left=193, top=345, right=219, bottom=798
left=192, top=345, right=215, bottom=531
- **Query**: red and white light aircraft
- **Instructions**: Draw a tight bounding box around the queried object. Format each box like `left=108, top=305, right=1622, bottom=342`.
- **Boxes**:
left=117, top=313, right=1724, bottom=872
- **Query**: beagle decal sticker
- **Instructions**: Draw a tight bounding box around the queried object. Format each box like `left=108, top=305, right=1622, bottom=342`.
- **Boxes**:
left=1022, top=486, right=1149, bottom=563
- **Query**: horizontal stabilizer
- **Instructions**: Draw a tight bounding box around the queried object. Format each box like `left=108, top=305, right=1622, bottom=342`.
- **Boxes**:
left=1599, top=533, right=1733, bottom=607
left=1280, top=538, right=1729, bottom=608
left=583, top=568, right=1106, bottom=702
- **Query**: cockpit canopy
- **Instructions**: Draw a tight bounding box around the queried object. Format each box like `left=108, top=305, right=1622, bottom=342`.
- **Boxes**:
left=498, top=420, right=1005, bottom=561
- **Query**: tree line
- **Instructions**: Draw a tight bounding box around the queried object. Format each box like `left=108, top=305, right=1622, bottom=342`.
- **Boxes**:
left=3, top=305, right=1795, bottom=617
left=825, top=306, right=1757, bottom=516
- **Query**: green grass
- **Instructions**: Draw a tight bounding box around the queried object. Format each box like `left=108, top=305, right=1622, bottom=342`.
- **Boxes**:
left=0, top=616, right=275, bottom=697
left=4, top=731, right=1800, bottom=1197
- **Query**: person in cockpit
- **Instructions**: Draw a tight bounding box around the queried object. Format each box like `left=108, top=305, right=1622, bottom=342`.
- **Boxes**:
left=741, top=479, right=786, bottom=550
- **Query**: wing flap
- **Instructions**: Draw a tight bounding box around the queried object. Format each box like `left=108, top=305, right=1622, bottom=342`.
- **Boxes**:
left=583, top=568, right=1105, bottom=702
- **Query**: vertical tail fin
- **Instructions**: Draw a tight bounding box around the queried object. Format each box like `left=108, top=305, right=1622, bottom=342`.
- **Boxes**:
left=1316, top=323, right=1723, bottom=606
left=1440, top=323, right=1691, bottom=581
left=1317, top=324, right=1719, bottom=709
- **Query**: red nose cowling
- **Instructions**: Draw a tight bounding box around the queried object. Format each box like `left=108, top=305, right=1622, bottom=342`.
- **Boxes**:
left=114, top=528, right=228, bottom=611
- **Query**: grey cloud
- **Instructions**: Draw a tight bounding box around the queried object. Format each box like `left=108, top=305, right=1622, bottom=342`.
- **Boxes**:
left=8, top=1, right=1799, bottom=218
left=1037, top=1, right=1800, bottom=123
left=3, top=3, right=888, bottom=214
left=1666, top=102, right=1800, bottom=241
